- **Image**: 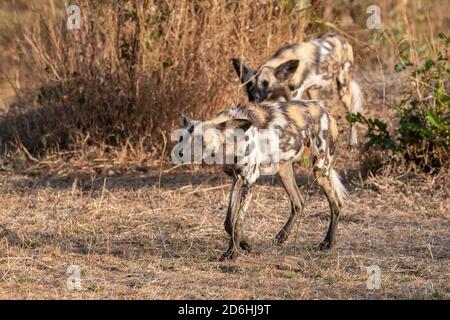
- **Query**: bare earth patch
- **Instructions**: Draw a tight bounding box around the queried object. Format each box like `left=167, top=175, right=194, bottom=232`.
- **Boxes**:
left=0, top=167, right=448, bottom=299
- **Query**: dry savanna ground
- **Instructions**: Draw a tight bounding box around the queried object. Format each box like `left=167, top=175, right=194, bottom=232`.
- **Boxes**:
left=0, top=0, right=449, bottom=300
left=0, top=164, right=448, bottom=299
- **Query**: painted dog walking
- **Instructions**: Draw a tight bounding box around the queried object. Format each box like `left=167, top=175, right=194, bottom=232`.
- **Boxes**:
left=178, top=100, right=347, bottom=260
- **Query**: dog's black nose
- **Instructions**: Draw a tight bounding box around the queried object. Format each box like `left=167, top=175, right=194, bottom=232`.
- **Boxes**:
left=250, top=92, right=260, bottom=102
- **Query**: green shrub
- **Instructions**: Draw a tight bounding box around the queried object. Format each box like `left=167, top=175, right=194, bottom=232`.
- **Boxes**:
left=347, top=33, right=450, bottom=171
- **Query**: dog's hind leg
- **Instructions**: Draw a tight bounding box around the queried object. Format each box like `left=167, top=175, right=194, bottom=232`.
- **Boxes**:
left=313, top=164, right=346, bottom=250
left=311, top=115, right=347, bottom=250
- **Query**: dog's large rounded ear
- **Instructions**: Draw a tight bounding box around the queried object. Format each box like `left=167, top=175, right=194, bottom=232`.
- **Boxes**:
left=231, top=58, right=255, bottom=84
left=274, top=59, right=299, bottom=81
left=231, top=58, right=244, bottom=79
left=179, top=112, right=193, bottom=127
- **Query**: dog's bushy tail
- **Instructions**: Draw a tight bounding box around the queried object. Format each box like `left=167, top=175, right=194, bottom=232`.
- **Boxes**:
left=330, top=169, right=347, bottom=207
left=349, top=79, right=363, bottom=146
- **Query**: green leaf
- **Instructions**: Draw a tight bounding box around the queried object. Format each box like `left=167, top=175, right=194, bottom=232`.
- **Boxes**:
left=162, top=60, right=172, bottom=69
left=150, top=30, right=161, bottom=40
left=345, top=113, right=357, bottom=124
left=426, top=110, right=445, bottom=130
left=394, top=63, right=404, bottom=72
left=438, top=32, right=450, bottom=45
left=423, top=59, right=435, bottom=71
left=410, top=99, right=420, bottom=108
left=394, top=60, right=413, bottom=72
left=373, top=119, right=387, bottom=131
left=441, top=93, right=450, bottom=103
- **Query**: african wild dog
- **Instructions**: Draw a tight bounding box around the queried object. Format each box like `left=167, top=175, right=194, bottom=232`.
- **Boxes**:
left=232, top=32, right=363, bottom=146
left=178, top=100, right=347, bottom=260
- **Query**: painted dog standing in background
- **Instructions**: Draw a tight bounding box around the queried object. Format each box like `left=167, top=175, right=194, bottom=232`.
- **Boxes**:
left=232, top=32, right=363, bottom=146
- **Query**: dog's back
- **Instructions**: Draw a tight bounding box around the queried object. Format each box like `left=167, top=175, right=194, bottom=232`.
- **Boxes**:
left=217, top=100, right=339, bottom=166
left=261, top=32, right=354, bottom=91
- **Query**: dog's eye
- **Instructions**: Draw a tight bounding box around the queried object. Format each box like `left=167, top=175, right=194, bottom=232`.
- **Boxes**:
left=262, top=80, right=269, bottom=88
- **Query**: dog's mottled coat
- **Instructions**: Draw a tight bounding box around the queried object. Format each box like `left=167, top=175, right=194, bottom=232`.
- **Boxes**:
left=232, top=32, right=363, bottom=146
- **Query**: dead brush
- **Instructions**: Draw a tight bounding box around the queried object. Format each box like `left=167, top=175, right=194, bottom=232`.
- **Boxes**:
left=0, top=0, right=312, bottom=167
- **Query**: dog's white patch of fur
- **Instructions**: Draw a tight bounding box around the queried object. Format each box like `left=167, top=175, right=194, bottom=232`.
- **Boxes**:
left=313, top=39, right=332, bottom=63
left=297, top=74, right=330, bottom=97
left=320, top=113, right=329, bottom=131
left=331, top=169, right=347, bottom=207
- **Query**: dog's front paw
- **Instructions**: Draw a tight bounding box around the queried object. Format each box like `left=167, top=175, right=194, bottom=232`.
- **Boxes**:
left=318, top=239, right=335, bottom=251
left=275, top=229, right=289, bottom=245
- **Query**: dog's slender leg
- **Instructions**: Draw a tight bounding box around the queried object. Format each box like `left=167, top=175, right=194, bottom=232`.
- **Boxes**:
left=222, top=177, right=253, bottom=260
left=275, top=161, right=304, bottom=245
left=314, top=168, right=342, bottom=251
left=337, top=64, right=361, bottom=147
left=222, top=177, right=243, bottom=260
left=235, top=183, right=253, bottom=252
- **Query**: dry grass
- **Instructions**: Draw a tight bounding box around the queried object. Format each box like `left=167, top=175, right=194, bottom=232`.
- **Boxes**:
left=0, top=0, right=314, bottom=161
left=0, top=166, right=448, bottom=299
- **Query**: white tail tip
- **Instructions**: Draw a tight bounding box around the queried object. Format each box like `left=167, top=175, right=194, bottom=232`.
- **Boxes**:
left=331, top=169, right=347, bottom=207
left=351, top=79, right=363, bottom=114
